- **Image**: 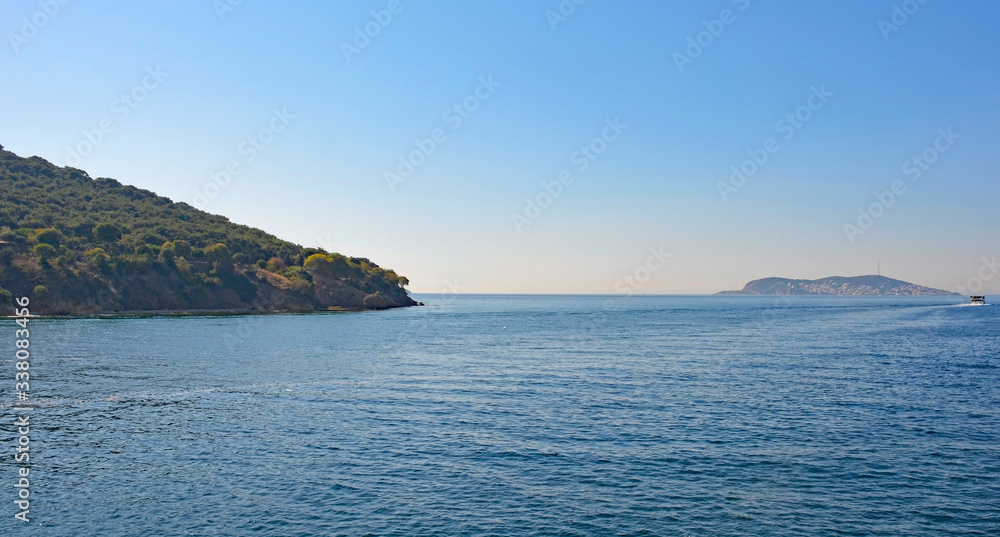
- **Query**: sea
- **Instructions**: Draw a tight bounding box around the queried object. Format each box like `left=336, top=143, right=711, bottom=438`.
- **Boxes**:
left=2, top=295, right=998, bottom=536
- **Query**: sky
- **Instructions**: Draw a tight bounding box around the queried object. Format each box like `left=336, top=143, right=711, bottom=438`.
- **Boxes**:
left=2, top=0, right=999, bottom=295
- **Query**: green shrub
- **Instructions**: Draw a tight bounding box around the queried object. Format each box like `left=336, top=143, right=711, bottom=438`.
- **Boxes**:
left=285, top=266, right=311, bottom=281
left=204, top=243, right=232, bottom=262
left=171, top=240, right=192, bottom=259
left=93, top=222, right=122, bottom=243
left=289, top=278, right=312, bottom=294
left=304, top=253, right=332, bottom=273
left=175, top=257, right=193, bottom=274
left=130, top=253, right=153, bottom=270
left=33, top=285, right=48, bottom=298
left=158, top=241, right=176, bottom=260
left=32, top=243, right=58, bottom=259
left=33, top=227, right=63, bottom=246
left=85, top=248, right=110, bottom=268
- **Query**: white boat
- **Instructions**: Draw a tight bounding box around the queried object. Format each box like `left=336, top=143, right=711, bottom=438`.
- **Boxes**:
left=970, top=295, right=986, bottom=305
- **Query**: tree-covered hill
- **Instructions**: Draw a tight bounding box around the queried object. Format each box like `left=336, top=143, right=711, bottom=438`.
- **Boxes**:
left=0, top=145, right=416, bottom=314
left=717, top=275, right=959, bottom=296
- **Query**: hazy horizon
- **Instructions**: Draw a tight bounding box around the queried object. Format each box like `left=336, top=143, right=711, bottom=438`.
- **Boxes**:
left=3, top=1, right=998, bottom=295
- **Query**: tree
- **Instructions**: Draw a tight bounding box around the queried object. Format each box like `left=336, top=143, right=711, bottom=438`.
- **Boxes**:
left=171, top=240, right=192, bottom=259
left=267, top=257, right=287, bottom=271
left=93, top=223, right=122, bottom=243
left=158, top=242, right=176, bottom=263
left=288, top=278, right=312, bottom=294
left=34, top=227, right=63, bottom=247
left=286, top=266, right=311, bottom=281
left=135, top=244, right=155, bottom=256
left=204, top=243, right=232, bottom=263
left=204, top=243, right=233, bottom=274
left=32, top=243, right=57, bottom=260
left=159, top=240, right=192, bottom=263
left=85, top=247, right=110, bottom=268
left=175, top=257, right=193, bottom=275
left=304, top=253, right=333, bottom=273
left=33, top=285, right=49, bottom=299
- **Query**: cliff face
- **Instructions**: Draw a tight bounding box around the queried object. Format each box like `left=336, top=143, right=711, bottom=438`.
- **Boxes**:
left=0, top=147, right=416, bottom=315
left=718, top=276, right=960, bottom=296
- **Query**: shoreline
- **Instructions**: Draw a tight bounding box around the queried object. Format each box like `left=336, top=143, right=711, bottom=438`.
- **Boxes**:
left=1, top=303, right=423, bottom=320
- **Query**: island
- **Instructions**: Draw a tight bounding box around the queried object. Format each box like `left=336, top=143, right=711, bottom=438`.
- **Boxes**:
left=0, top=146, right=417, bottom=315
left=717, top=275, right=960, bottom=296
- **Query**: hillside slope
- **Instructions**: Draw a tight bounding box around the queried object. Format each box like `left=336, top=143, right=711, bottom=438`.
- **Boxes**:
left=718, top=275, right=959, bottom=296
left=0, top=146, right=416, bottom=314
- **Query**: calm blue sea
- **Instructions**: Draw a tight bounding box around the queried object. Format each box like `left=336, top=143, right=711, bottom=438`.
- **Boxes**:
left=3, top=295, right=999, bottom=536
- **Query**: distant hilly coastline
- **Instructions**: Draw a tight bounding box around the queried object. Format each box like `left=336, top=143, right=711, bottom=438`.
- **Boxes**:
left=0, top=146, right=417, bottom=315
left=718, top=275, right=961, bottom=296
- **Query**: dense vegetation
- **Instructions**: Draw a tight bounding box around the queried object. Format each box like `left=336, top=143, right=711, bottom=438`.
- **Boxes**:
left=0, top=145, right=415, bottom=314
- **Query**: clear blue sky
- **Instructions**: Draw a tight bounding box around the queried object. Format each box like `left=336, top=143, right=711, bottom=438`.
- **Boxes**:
left=3, top=1, right=999, bottom=294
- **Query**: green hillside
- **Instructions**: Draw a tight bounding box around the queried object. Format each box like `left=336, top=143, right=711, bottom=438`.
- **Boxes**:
left=0, top=145, right=416, bottom=314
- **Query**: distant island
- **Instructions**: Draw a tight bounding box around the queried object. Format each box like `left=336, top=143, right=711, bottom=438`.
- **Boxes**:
left=0, top=146, right=417, bottom=315
left=718, top=275, right=961, bottom=296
